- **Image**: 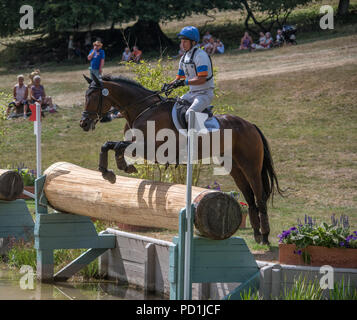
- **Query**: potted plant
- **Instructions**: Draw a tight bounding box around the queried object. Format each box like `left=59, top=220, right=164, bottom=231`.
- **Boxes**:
left=278, top=214, right=357, bottom=268
left=226, top=190, right=248, bottom=229
left=15, top=168, right=36, bottom=199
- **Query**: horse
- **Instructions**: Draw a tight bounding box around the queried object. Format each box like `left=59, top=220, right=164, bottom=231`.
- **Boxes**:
left=79, top=73, right=283, bottom=245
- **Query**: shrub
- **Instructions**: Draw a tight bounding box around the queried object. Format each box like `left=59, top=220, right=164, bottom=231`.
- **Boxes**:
left=125, top=59, right=233, bottom=185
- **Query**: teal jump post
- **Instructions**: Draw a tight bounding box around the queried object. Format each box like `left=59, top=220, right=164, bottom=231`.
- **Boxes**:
left=169, top=206, right=260, bottom=300
left=0, top=199, right=34, bottom=242
left=34, top=175, right=116, bottom=282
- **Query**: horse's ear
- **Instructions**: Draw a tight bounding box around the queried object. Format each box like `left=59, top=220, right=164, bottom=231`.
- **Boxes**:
left=83, top=74, right=92, bottom=84
left=91, top=73, right=102, bottom=87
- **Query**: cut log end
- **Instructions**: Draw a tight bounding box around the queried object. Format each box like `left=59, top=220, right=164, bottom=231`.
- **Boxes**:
left=194, top=191, right=242, bottom=240
left=0, top=170, right=24, bottom=201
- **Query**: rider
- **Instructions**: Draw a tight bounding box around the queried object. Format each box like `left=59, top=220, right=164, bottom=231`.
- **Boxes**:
left=168, top=26, right=214, bottom=126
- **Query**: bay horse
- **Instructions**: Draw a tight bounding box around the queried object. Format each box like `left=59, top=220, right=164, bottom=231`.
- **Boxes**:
left=79, top=73, right=283, bottom=245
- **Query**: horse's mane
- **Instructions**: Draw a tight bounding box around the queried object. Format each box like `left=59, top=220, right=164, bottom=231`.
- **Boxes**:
left=102, top=74, right=156, bottom=94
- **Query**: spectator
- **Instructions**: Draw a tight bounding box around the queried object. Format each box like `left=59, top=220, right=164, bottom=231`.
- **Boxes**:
left=29, top=75, right=54, bottom=111
left=204, top=37, right=217, bottom=55
left=275, top=29, right=285, bottom=47
left=131, top=46, right=142, bottom=63
left=122, top=47, right=132, bottom=62
left=202, top=31, right=212, bottom=42
left=28, top=69, right=40, bottom=86
left=239, top=32, right=253, bottom=50
left=251, top=32, right=267, bottom=50
left=87, top=40, right=105, bottom=80
left=68, top=35, right=75, bottom=60
left=215, top=39, right=225, bottom=54
left=6, top=75, right=29, bottom=119
left=74, top=41, right=82, bottom=58
left=264, top=32, right=273, bottom=49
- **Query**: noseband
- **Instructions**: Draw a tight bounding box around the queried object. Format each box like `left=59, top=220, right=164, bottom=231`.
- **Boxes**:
left=81, top=82, right=109, bottom=122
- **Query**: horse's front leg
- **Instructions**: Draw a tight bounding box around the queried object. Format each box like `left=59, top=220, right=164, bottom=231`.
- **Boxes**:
left=113, top=141, right=138, bottom=174
left=98, top=141, right=117, bottom=183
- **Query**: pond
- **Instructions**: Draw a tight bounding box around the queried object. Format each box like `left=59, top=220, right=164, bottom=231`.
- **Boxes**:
left=0, top=265, right=166, bottom=300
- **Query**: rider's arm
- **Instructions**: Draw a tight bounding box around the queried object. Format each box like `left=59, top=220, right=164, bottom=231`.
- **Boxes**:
left=185, top=76, right=207, bottom=86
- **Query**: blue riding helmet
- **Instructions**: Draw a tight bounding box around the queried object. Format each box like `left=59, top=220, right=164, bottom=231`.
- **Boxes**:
left=177, top=26, right=200, bottom=43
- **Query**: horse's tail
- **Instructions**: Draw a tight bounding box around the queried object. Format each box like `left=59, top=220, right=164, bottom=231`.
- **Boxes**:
left=254, top=124, right=284, bottom=204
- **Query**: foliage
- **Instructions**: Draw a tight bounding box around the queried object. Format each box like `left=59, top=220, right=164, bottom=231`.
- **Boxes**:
left=329, top=278, right=357, bottom=300
left=282, top=274, right=324, bottom=300
left=15, top=167, right=36, bottom=186
left=278, top=214, right=357, bottom=263
left=125, top=59, right=233, bottom=185
left=0, top=91, right=11, bottom=141
left=0, top=0, right=234, bottom=37
left=6, top=238, right=37, bottom=270
left=206, top=181, right=249, bottom=213
left=241, top=276, right=357, bottom=300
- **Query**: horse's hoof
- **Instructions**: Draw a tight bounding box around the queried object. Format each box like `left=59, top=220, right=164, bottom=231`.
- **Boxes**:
left=102, top=170, right=116, bottom=184
left=125, top=165, right=138, bottom=174
left=262, top=234, right=270, bottom=245
left=254, top=230, right=262, bottom=244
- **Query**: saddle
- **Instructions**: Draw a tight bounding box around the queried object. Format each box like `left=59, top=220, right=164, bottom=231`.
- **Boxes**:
left=175, top=98, right=213, bottom=129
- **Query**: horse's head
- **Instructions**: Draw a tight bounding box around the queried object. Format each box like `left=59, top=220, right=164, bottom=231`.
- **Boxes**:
left=80, top=74, right=113, bottom=131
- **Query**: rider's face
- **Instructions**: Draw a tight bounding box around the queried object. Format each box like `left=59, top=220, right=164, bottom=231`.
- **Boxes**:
left=181, top=39, right=192, bottom=52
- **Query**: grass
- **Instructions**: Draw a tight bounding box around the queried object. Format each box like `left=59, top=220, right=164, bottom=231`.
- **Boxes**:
left=0, top=5, right=356, bottom=260
left=240, top=275, right=357, bottom=300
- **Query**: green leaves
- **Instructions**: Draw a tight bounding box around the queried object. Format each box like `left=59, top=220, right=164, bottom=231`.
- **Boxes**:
left=279, top=215, right=353, bottom=250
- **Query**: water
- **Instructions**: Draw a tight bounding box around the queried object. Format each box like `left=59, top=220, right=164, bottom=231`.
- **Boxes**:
left=0, top=266, right=165, bottom=300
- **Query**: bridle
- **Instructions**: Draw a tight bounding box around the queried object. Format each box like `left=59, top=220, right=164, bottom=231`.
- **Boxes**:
left=81, top=82, right=109, bottom=123
left=82, top=80, right=174, bottom=125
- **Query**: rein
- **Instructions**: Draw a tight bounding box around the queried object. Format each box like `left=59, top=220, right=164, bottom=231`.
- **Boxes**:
left=82, top=82, right=173, bottom=125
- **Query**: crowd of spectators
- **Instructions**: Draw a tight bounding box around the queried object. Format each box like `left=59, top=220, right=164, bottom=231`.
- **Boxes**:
left=174, top=27, right=296, bottom=57
left=121, top=46, right=143, bottom=63
left=6, top=70, right=57, bottom=120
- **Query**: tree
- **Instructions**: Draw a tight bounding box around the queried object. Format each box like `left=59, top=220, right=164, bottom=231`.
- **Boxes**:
left=239, top=0, right=314, bottom=34
left=337, top=0, right=350, bottom=16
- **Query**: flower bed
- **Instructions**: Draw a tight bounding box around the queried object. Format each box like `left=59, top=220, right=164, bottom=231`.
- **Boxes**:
left=278, top=215, right=357, bottom=268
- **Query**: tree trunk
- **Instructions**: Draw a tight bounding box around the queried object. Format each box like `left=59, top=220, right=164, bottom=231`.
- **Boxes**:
left=43, top=162, right=241, bottom=240
left=125, top=19, right=174, bottom=52
left=0, top=169, right=24, bottom=201
left=338, top=0, right=350, bottom=15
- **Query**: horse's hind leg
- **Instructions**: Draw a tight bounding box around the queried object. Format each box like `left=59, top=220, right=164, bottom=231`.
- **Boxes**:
left=246, top=172, right=270, bottom=245
left=230, top=164, right=262, bottom=243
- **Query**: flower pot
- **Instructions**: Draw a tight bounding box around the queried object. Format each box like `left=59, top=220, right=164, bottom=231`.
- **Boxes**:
left=279, top=243, right=357, bottom=268
left=239, top=213, right=247, bottom=229
left=17, top=186, right=35, bottom=200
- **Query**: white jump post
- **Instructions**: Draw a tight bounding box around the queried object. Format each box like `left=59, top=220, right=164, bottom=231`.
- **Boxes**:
left=34, top=102, right=42, bottom=178
left=184, top=110, right=195, bottom=300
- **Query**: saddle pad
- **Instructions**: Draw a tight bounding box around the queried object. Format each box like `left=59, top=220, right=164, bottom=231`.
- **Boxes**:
left=172, top=104, right=220, bottom=135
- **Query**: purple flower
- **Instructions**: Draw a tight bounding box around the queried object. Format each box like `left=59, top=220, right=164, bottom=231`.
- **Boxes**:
left=289, top=227, right=297, bottom=232
left=339, top=242, right=345, bottom=247
left=294, top=250, right=302, bottom=255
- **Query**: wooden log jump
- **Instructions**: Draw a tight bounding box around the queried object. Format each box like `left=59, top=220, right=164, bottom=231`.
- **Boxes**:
left=0, top=169, right=24, bottom=201
left=43, top=162, right=242, bottom=240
